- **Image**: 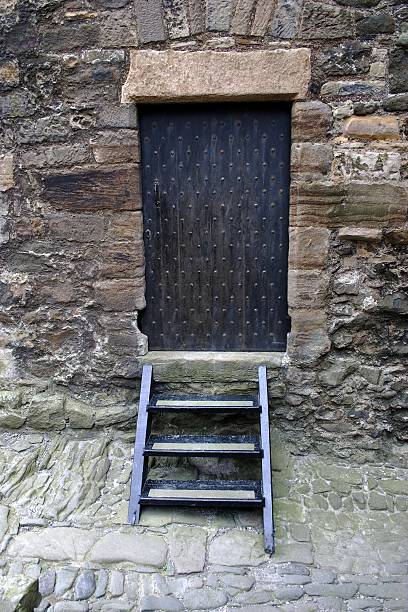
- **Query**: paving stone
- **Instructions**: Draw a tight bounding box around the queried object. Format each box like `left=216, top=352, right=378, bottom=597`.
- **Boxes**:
left=88, top=532, right=167, bottom=567
left=167, top=525, right=207, bottom=574
left=140, top=595, right=182, bottom=611
left=55, top=568, right=78, bottom=596
left=183, top=587, right=228, bottom=610
left=220, top=574, right=255, bottom=591
left=74, top=571, right=96, bottom=600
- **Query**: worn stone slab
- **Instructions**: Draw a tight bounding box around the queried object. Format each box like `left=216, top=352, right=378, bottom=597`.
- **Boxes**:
left=88, top=532, right=167, bottom=567
left=206, top=0, right=232, bottom=31
left=343, top=116, right=400, bottom=140
left=0, top=153, right=14, bottom=192
left=141, top=351, right=284, bottom=382
left=251, top=0, right=277, bottom=36
left=8, top=528, right=99, bottom=562
left=231, top=0, right=255, bottom=35
left=167, top=525, right=207, bottom=574
left=163, top=0, right=190, bottom=39
left=209, top=530, right=268, bottom=566
left=122, top=49, right=311, bottom=103
left=271, top=0, right=304, bottom=39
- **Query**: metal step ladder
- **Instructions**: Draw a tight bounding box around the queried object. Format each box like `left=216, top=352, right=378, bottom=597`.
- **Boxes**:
left=128, top=364, right=275, bottom=553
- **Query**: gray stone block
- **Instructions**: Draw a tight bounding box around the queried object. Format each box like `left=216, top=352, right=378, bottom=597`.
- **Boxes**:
left=74, top=571, right=96, bottom=600
left=206, top=0, right=232, bottom=31
left=55, top=568, right=78, bottom=597
left=134, top=0, right=166, bottom=43
left=39, top=570, right=56, bottom=597
left=271, top=0, right=304, bottom=39
left=141, top=595, right=183, bottom=611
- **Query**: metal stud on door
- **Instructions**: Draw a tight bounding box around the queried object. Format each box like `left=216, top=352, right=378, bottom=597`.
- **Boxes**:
left=139, top=103, right=291, bottom=351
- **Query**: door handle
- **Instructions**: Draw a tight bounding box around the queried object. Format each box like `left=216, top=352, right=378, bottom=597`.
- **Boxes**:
left=153, top=179, right=160, bottom=208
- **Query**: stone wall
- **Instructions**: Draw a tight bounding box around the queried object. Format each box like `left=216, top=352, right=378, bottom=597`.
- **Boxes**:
left=0, top=0, right=407, bottom=460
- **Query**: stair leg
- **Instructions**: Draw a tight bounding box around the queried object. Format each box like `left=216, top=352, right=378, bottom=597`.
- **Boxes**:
left=259, top=365, right=275, bottom=554
left=128, top=364, right=153, bottom=525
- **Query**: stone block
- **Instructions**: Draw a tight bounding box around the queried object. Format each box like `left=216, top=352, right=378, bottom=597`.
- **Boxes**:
left=89, top=532, right=167, bottom=567
left=383, top=94, right=408, bottom=112
left=26, top=393, right=65, bottom=430
left=316, top=41, right=370, bottom=78
left=0, top=59, right=19, bottom=87
left=122, top=49, right=311, bottom=103
left=167, top=525, right=207, bottom=574
left=21, top=144, right=90, bottom=169
left=99, top=7, right=138, bottom=47
left=141, top=595, right=183, bottom=611
left=291, top=143, right=333, bottom=175
left=163, top=0, right=190, bottom=39
left=384, top=228, right=408, bottom=245
left=74, top=571, right=96, bottom=600
left=206, top=0, right=232, bottom=31
left=187, top=0, right=204, bottom=34
left=48, top=213, right=106, bottom=242
left=183, top=587, right=228, bottom=610
left=357, top=12, right=395, bottom=35
left=289, top=227, right=330, bottom=270
left=290, top=181, right=345, bottom=227
left=321, top=80, right=384, bottom=97
left=288, top=270, right=329, bottom=309
left=41, top=23, right=100, bottom=51
left=209, top=530, right=268, bottom=566
left=0, top=92, right=35, bottom=118
left=43, top=167, right=141, bottom=212
left=8, top=528, right=99, bottom=561
left=134, top=0, right=165, bottom=42
left=99, top=241, right=144, bottom=278
left=338, top=227, right=382, bottom=242
left=271, top=0, right=304, bottom=39
left=292, top=101, right=332, bottom=142
left=338, top=182, right=408, bottom=227
left=0, top=154, right=14, bottom=192
left=0, top=575, right=39, bottom=612
left=231, top=0, right=254, bottom=35
left=333, top=148, right=400, bottom=181
left=98, top=104, right=138, bottom=129
left=66, top=398, right=95, bottom=429
left=93, top=278, right=145, bottom=311
left=287, top=329, right=331, bottom=362
left=300, top=2, right=355, bottom=39
left=290, top=309, right=327, bottom=333
left=251, top=1, right=276, bottom=36
left=107, top=212, right=143, bottom=241
left=343, top=116, right=399, bottom=140
left=389, top=49, right=408, bottom=94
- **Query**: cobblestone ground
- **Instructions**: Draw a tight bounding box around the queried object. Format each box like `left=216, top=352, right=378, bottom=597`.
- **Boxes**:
left=0, top=431, right=407, bottom=611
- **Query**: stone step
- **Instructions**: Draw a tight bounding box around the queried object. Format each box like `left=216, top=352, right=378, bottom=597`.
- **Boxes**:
left=148, top=394, right=260, bottom=413
left=144, top=434, right=262, bottom=457
left=140, top=479, right=264, bottom=508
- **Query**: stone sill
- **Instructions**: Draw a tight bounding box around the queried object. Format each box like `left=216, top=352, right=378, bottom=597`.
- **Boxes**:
left=140, top=351, right=286, bottom=383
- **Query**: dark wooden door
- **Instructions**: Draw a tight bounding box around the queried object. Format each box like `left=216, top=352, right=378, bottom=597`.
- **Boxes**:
left=139, top=103, right=291, bottom=351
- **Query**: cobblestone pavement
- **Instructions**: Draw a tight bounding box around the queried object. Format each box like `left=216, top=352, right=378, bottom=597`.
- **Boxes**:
left=1, top=431, right=407, bottom=611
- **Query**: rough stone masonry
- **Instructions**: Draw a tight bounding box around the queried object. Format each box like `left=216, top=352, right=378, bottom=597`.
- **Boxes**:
left=0, top=0, right=407, bottom=610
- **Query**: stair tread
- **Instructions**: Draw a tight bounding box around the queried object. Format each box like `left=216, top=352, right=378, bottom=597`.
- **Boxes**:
left=144, top=434, right=262, bottom=457
left=140, top=479, right=264, bottom=507
left=148, top=394, right=260, bottom=412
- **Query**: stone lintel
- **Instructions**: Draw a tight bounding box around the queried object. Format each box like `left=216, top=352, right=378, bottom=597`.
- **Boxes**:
left=122, top=49, right=311, bottom=103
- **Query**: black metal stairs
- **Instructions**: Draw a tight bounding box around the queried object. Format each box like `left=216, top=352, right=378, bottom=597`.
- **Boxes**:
left=128, top=364, right=275, bottom=553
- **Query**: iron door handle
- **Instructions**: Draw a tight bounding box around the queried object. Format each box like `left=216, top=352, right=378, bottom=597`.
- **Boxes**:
left=153, top=179, right=160, bottom=208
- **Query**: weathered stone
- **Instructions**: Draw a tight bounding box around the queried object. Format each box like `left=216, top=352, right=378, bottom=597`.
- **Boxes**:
left=8, top=528, right=99, bottom=561
left=206, top=0, right=232, bottom=31
left=288, top=270, right=329, bottom=309
left=357, top=12, right=395, bottom=35
left=107, top=212, right=143, bottom=241
left=304, top=583, right=358, bottom=598
left=167, top=525, right=207, bottom=574
left=0, top=59, right=19, bottom=87
left=0, top=154, right=14, bottom=192
left=300, top=2, right=355, bottom=39
left=231, top=0, right=254, bottom=35
left=336, top=0, right=379, bottom=5
left=74, top=571, right=96, bottom=600
left=21, top=144, right=90, bottom=169
left=183, top=587, right=228, bottom=610
left=93, top=278, right=145, bottom=311
left=251, top=1, right=276, bottom=36
left=317, top=42, right=370, bottom=77
left=187, top=0, right=205, bottom=34
left=48, top=213, right=106, bottom=243
left=273, top=585, right=304, bottom=601
left=26, top=393, right=65, bottom=430
left=318, top=360, right=355, bottom=387
left=274, top=543, right=314, bottom=565
left=209, top=530, right=268, bottom=566
left=99, top=241, right=144, bottom=278
left=389, top=49, right=408, bottom=94
left=220, top=574, right=255, bottom=590
left=55, top=567, right=78, bottom=597
left=343, top=116, right=399, bottom=140
left=338, top=227, right=382, bottom=242
left=108, top=570, right=124, bottom=597
left=385, top=228, right=408, bottom=246
left=333, top=149, right=400, bottom=181
left=39, top=569, right=55, bottom=597
left=54, top=603, right=88, bottom=612
left=379, top=479, right=408, bottom=496
left=163, top=0, right=190, bottom=39
left=122, top=50, right=311, bottom=103
left=359, top=583, right=408, bottom=599
left=66, top=399, right=95, bottom=429
left=271, top=0, right=304, bottom=39
left=88, top=532, right=167, bottom=567
left=98, top=104, right=137, bottom=128
left=94, top=569, right=109, bottom=598
left=384, top=94, right=408, bottom=112
left=292, top=101, right=332, bottom=141
left=321, top=80, right=383, bottom=96
left=233, top=590, right=271, bottom=605
left=43, top=168, right=141, bottom=212
left=0, top=0, right=17, bottom=13
left=291, top=143, right=333, bottom=175
left=0, top=575, right=39, bottom=612
left=42, top=23, right=99, bottom=51
left=397, top=32, right=408, bottom=48
left=354, top=101, right=378, bottom=115
left=141, top=595, right=183, bottom=611
left=368, top=491, right=388, bottom=510
left=289, top=227, right=330, bottom=270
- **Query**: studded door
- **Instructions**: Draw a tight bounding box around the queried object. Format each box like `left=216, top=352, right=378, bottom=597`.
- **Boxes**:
left=139, top=103, right=291, bottom=351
